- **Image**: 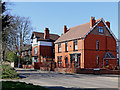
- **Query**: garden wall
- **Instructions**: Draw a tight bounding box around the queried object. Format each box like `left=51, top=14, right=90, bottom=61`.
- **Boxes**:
left=40, top=67, right=50, bottom=71
left=54, top=68, right=120, bottom=75
left=55, top=68, right=75, bottom=73
left=22, top=65, right=34, bottom=69
left=77, top=68, right=120, bottom=75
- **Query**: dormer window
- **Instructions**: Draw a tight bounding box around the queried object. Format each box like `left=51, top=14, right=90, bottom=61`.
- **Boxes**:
left=99, top=26, right=103, bottom=33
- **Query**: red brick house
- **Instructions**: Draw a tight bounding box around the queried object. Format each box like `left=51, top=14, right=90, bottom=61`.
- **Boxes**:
left=31, top=28, right=59, bottom=69
left=55, top=17, right=117, bottom=71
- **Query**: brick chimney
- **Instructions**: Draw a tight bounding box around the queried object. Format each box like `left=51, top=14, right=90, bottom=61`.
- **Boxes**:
left=90, top=16, right=96, bottom=28
left=44, top=28, right=49, bottom=39
left=105, top=21, right=110, bottom=29
left=63, top=25, right=67, bottom=34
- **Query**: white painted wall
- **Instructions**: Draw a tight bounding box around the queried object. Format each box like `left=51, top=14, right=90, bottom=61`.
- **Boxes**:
left=32, top=37, right=53, bottom=47
left=32, top=38, right=38, bottom=47
left=38, top=41, right=53, bottom=46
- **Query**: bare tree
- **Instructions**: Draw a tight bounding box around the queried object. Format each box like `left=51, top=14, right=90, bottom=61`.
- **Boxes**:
left=1, top=2, right=32, bottom=65
left=12, top=16, right=33, bottom=67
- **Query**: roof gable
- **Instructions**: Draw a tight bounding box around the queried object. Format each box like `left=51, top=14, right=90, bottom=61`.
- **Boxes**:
left=84, top=19, right=117, bottom=41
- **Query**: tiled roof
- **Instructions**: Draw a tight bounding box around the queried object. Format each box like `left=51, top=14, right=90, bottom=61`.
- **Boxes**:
left=21, top=44, right=32, bottom=51
left=55, top=18, right=102, bottom=43
left=31, top=32, right=59, bottom=41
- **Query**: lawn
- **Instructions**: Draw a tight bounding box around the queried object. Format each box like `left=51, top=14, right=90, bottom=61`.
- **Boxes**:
left=1, top=81, right=49, bottom=90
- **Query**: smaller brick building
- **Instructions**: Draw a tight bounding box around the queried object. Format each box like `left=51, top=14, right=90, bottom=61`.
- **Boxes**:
left=21, top=44, right=32, bottom=64
left=31, top=28, right=59, bottom=69
left=55, top=17, right=117, bottom=71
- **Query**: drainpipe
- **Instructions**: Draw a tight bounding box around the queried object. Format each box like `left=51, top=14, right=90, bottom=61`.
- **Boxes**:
left=81, top=38, right=84, bottom=68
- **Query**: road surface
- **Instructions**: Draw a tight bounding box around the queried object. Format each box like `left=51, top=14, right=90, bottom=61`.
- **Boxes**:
left=4, top=68, right=120, bottom=90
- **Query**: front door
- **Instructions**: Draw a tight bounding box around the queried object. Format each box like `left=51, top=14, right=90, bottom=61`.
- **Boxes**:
left=75, top=54, right=80, bottom=68
left=75, top=54, right=80, bottom=72
left=70, top=54, right=80, bottom=72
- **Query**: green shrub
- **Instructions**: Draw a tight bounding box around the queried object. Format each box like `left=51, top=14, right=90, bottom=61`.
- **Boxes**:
left=6, top=52, right=18, bottom=62
left=2, top=64, right=19, bottom=79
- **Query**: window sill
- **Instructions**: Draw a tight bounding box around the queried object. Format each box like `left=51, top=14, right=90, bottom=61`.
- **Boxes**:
left=74, top=50, right=78, bottom=51
left=99, top=33, right=104, bottom=35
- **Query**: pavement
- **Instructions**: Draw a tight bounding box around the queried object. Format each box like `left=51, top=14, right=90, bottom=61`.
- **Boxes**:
left=2, top=68, right=120, bottom=90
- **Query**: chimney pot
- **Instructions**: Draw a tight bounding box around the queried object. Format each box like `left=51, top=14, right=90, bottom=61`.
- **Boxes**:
left=63, top=25, right=67, bottom=34
left=90, top=16, right=96, bottom=28
left=105, top=21, right=110, bottom=29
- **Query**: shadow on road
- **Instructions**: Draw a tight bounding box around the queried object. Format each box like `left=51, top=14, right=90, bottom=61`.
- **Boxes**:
left=16, top=69, right=38, bottom=72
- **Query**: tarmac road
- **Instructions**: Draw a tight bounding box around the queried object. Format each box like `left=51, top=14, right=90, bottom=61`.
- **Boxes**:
left=4, top=68, right=120, bottom=90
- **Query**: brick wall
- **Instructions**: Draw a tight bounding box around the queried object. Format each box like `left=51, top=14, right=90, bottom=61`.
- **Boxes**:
left=84, top=34, right=117, bottom=68
left=22, top=65, right=34, bottom=69
left=55, top=68, right=75, bottom=73
left=77, top=68, right=120, bottom=75
left=40, top=46, right=53, bottom=57
left=55, top=39, right=84, bottom=68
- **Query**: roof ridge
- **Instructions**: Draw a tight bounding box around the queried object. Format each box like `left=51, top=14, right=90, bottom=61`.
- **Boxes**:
left=50, top=33, right=59, bottom=36
left=33, top=31, right=44, bottom=34
left=69, top=18, right=101, bottom=29
left=33, top=31, right=59, bottom=36
left=70, top=22, right=90, bottom=29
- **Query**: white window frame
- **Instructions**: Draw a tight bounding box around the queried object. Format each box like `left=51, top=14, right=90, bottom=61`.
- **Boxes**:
left=65, top=42, right=68, bottom=51
left=74, top=40, right=78, bottom=50
left=58, top=43, right=61, bottom=52
left=34, top=48, right=37, bottom=54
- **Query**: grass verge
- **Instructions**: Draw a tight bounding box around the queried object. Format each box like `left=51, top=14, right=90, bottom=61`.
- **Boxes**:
left=1, top=81, right=49, bottom=90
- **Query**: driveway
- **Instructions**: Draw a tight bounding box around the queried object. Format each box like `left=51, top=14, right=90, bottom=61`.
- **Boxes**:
left=8, top=68, right=120, bottom=90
